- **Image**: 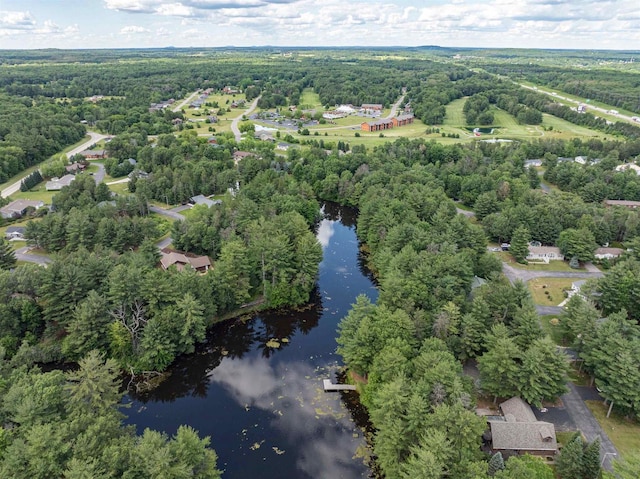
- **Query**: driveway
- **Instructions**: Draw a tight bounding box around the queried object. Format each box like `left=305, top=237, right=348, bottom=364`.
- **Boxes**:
left=92, top=162, right=106, bottom=184
left=561, top=383, right=619, bottom=470
left=535, top=305, right=564, bottom=316
left=456, top=207, right=476, bottom=218
left=149, top=205, right=185, bottom=222
left=14, top=247, right=52, bottom=266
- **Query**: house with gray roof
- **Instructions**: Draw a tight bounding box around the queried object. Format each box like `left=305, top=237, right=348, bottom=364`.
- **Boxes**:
left=46, top=174, right=76, bottom=191
left=488, top=397, right=557, bottom=457
left=0, top=199, right=45, bottom=219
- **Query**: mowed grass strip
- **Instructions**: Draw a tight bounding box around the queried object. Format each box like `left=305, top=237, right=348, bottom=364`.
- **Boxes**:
left=299, top=88, right=323, bottom=110
left=443, top=98, right=467, bottom=126
left=585, top=400, right=640, bottom=458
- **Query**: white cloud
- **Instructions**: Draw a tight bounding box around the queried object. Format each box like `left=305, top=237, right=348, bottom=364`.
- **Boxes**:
left=0, top=10, right=37, bottom=30
left=120, top=25, right=151, bottom=33
left=104, top=0, right=157, bottom=13
left=157, top=2, right=195, bottom=16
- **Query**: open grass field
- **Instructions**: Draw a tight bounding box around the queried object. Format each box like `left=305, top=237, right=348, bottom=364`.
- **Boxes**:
left=299, top=88, right=323, bottom=110
left=528, top=277, right=581, bottom=306
left=586, top=400, right=640, bottom=458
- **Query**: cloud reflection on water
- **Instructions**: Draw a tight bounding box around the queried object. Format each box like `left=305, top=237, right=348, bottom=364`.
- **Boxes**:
left=316, top=219, right=335, bottom=249
left=209, top=356, right=368, bottom=479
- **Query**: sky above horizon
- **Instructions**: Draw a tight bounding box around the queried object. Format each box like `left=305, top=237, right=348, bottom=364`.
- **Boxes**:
left=1, top=0, right=639, bottom=51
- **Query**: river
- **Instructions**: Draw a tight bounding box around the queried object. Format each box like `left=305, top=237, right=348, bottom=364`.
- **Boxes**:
left=124, top=202, right=379, bottom=478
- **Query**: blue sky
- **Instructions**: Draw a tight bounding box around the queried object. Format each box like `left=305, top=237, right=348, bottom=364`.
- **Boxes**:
left=1, top=0, right=638, bottom=50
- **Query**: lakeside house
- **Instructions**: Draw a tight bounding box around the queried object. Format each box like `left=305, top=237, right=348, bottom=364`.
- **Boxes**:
left=488, top=397, right=557, bottom=457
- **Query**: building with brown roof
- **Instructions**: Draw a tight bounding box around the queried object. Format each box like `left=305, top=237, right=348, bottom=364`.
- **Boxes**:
left=160, top=249, right=211, bottom=273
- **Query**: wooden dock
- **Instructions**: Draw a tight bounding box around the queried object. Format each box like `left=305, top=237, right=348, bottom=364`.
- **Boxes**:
left=323, top=379, right=356, bottom=392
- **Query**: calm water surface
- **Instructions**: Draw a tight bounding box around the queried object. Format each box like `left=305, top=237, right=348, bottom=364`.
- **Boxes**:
left=124, top=202, right=379, bottom=478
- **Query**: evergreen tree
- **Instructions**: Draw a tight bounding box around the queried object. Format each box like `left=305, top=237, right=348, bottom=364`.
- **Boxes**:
left=488, top=452, right=505, bottom=476
left=0, top=238, right=16, bottom=270
left=582, top=438, right=601, bottom=479
left=510, top=225, right=530, bottom=264
left=556, top=433, right=584, bottom=479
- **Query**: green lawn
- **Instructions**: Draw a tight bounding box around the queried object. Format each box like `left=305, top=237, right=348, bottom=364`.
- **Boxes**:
left=539, top=315, right=565, bottom=345
left=299, top=88, right=323, bottom=110
left=528, top=277, right=581, bottom=306
left=10, top=184, right=56, bottom=204
left=443, top=98, right=467, bottom=126
left=586, top=400, right=640, bottom=458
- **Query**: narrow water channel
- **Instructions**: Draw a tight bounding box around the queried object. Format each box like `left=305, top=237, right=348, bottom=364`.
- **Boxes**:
left=124, top=202, right=379, bottom=478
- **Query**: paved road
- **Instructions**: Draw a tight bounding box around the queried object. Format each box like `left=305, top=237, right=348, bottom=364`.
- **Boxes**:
left=502, top=262, right=603, bottom=284
left=521, top=84, right=639, bottom=126
left=562, top=383, right=619, bottom=470
left=384, top=94, right=405, bottom=120
left=149, top=205, right=185, bottom=222
left=14, top=247, right=52, bottom=266
left=1, top=131, right=109, bottom=199
left=172, top=90, right=201, bottom=113
left=231, top=95, right=261, bottom=142
left=66, top=131, right=110, bottom=159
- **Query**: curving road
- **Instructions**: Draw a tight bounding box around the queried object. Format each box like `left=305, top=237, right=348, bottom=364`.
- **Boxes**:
left=231, top=95, right=261, bottom=142
left=1, top=131, right=109, bottom=199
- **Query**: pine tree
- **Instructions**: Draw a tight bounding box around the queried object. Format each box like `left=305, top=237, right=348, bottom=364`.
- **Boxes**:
left=488, top=452, right=505, bottom=476
left=0, top=238, right=17, bottom=270
left=556, top=433, right=584, bottom=479
left=510, top=225, right=530, bottom=264
left=582, top=438, right=601, bottom=479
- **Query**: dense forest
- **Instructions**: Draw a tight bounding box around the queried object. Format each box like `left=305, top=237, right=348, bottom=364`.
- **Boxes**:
left=1, top=47, right=640, bottom=478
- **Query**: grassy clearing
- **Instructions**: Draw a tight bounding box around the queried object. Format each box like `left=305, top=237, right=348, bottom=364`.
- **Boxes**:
left=108, top=182, right=130, bottom=196
left=585, top=400, right=640, bottom=457
left=541, top=113, right=602, bottom=138
left=443, top=98, right=467, bottom=126
left=528, top=277, right=578, bottom=306
left=539, top=315, right=565, bottom=345
left=556, top=431, right=579, bottom=448
left=299, top=88, right=323, bottom=110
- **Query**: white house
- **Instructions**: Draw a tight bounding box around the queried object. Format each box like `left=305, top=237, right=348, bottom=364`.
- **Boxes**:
left=5, top=226, right=25, bottom=240
left=45, top=174, right=76, bottom=191
left=524, top=159, right=542, bottom=168
left=615, top=163, right=640, bottom=175
left=526, top=246, right=565, bottom=263
left=594, top=247, right=624, bottom=260
left=574, top=156, right=587, bottom=165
